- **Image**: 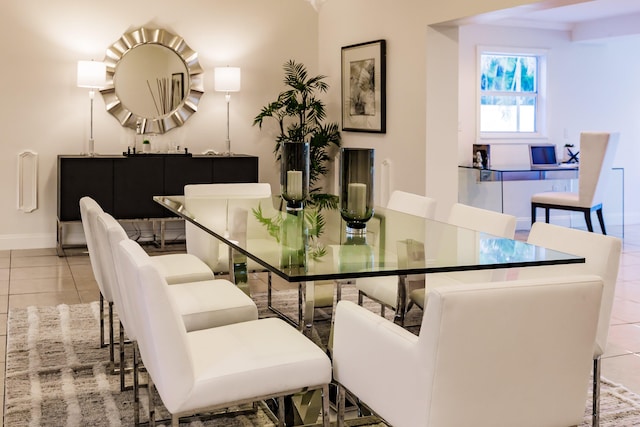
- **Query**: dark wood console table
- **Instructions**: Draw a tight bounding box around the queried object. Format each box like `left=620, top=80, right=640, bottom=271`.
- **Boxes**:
left=57, top=153, right=259, bottom=254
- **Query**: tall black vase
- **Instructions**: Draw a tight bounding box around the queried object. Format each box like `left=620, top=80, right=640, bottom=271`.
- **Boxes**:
left=339, top=148, right=375, bottom=234
left=280, top=142, right=310, bottom=212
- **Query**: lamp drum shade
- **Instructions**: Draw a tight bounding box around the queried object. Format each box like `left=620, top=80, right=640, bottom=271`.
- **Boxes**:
left=214, top=67, right=241, bottom=92
left=77, top=61, right=106, bottom=89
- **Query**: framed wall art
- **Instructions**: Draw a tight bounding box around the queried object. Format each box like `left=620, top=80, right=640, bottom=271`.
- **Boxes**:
left=341, top=39, right=386, bottom=133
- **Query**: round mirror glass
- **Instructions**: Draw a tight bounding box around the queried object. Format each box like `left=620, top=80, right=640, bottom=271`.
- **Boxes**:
left=101, top=27, right=203, bottom=134
left=114, top=44, right=189, bottom=119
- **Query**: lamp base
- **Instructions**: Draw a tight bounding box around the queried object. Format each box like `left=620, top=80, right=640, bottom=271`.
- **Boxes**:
left=222, top=138, right=233, bottom=156
left=87, top=139, right=95, bottom=157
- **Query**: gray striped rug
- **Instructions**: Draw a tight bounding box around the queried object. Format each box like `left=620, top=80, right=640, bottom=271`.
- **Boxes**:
left=5, top=293, right=640, bottom=426
left=4, top=302, right=279, bottom=426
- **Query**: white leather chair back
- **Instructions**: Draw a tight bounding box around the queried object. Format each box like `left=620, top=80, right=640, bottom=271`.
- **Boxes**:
left=447, top=203, right=516, bottom=238
left=117, top=239, right=194, bottom=411
left=96, top=212, right=137, bottom=340
left=183, top=183, right=272, bottom=271
left=578, top=132, right=619, bottom=207
left=525, top=222, right=621, bottom=356
left=79, top=197, right=110, bottom=300
left=386, top=191, right=436, bottom=219
left=418, top=276, right=602, bottom=426
left=334, top=275, right=603, bottom=427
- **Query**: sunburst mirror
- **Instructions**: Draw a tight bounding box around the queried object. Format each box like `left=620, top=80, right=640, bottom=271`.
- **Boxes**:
left=100, top=27, right=204, bottom=134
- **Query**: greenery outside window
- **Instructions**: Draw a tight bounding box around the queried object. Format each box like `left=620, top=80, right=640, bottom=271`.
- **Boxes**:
left=478, top=46, right=547, bottom=138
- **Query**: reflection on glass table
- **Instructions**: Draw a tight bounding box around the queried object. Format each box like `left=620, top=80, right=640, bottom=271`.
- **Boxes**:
left=154, top=195, right=584, bottom=332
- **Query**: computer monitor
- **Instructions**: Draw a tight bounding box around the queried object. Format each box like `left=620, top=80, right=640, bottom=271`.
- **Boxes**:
left=529, top=144, right=559, bottom=169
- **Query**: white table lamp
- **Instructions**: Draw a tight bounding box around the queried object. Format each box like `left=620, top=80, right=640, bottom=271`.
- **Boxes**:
left=77, top=60, right=106, bottom=156
left=214, top=66, right=241, bottom=156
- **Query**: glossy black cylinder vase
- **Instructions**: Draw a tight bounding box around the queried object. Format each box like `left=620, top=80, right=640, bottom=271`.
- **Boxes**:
left=280, top=142, right=310, bottom=212
left=340, top=148, right=375, bottom=234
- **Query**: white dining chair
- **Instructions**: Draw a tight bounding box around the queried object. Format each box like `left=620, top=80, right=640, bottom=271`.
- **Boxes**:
left=116, top=238, right=332, bottom=427
left=353, top=191, right=437, bottom=325
left=333, top=275, right=603, bottom=427
left=406, top=203, right=516, bottom=312
left=79, top=197, right=112, bottom=352
left=520, top=222, right=622, bottom=427
left=184, top=182, right=275, bottom=273
left=531, top=132, right=619, bottom=234
left=95, top=212, right=258, bottom=395
left=80, top=196, right=216, bottom=372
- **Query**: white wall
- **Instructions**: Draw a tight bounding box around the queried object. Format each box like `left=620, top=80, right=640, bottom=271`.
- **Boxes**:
left=318, top=0, right=639, bottom=225
left=0, top=0, right=318, bottom=249
left=458, top=24, right=640, bottom=226
left=317, top=0, right=429, bottom=206
left=316, top=0, right=562, bottom=219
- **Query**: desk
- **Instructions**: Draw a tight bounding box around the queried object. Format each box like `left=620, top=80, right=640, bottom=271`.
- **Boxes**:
left=155, top=195, right=584, bottom=332
left=459, top=165, right=624, bottom=237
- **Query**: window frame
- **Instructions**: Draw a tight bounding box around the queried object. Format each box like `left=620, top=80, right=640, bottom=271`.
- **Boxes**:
left=477, top=45, right=548, bottom=140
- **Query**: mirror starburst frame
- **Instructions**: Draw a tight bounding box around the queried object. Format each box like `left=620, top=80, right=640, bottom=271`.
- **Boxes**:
left=101, top=27, right=204, bottom=134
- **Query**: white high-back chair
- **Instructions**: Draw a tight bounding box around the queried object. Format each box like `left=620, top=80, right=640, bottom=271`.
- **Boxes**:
left=116, top=238, right=332, bottom=427
left=532, top=132, right=619, bottom=234
left=80, top=196, right=216, bottom=367
left=333, top=275, right=603, bottom=427
left=184, top=183, right=273, bottom=273
left=96, top=212, right=258, bottom=399
left=79, top=197, right=112, bottom=353
left=354, top=191, right=437, bottom=325
left=447, top=202, right=517, bottom=238
left=523, top=222, right=622, bottom=426
left=407, top=203, right=516, bottom=312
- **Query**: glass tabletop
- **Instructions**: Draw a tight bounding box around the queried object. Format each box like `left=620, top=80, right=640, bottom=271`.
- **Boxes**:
left=154, top=194, right=584, bottom=283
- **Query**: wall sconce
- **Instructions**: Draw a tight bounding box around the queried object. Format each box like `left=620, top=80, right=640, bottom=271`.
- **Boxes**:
left=77, top=60, right=106, bottom=156
left=214, top=66, right=241, bottom=156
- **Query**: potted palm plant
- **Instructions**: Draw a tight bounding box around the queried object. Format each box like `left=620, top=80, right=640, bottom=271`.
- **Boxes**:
left=253, top=60, right=341, bottom=257
left=253, top=60, right=341, bottom=210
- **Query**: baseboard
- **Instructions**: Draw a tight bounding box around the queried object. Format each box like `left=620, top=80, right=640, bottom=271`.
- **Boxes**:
left=0, top=233, right=57, bottom=250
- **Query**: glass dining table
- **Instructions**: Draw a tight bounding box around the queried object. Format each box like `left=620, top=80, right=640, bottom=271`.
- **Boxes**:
left=154, top=194, right=584, bottom=333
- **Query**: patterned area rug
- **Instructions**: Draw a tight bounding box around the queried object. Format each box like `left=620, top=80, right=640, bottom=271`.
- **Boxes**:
left=5, top=290, right=640, bottom=426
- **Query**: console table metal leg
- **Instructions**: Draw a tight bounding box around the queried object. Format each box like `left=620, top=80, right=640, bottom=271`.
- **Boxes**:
left=160, top=219, right=166, bottom=249
left=56, top=219, right=64, bottom=256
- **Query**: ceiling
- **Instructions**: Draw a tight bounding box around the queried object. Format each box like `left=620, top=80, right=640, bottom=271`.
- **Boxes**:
left=501, top=0, right=640, bottom=28
left=457, top=0, right=640, bottom=41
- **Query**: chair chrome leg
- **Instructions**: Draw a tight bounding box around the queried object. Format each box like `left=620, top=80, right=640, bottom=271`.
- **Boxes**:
left=119, top=321, right=126, bottom=391
left=133, top=342, right=140, bottom=427
left=593, top=356, right=601, bottom=427
left=148, top=372, right=155, bottom=427
left=321, top=384, right=330, bottom=427
left=277, top=395, right=285, bottom=427
left=99, top=293, right=106, bottom=348
left=337, top=384, right=346, bottom=427
left=108, top=301, right=115, bottom=373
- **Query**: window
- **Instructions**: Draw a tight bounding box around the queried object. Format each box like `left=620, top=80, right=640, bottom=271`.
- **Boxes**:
left=478, top=47, right=546, bottom=137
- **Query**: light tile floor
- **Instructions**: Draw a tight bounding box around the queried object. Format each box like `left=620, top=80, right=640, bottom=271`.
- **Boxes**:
left=1, top=225, right=640, bottom=424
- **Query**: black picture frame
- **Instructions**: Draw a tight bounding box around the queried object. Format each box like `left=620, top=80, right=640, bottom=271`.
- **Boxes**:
left=341, top=39, right=386, bottom=133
